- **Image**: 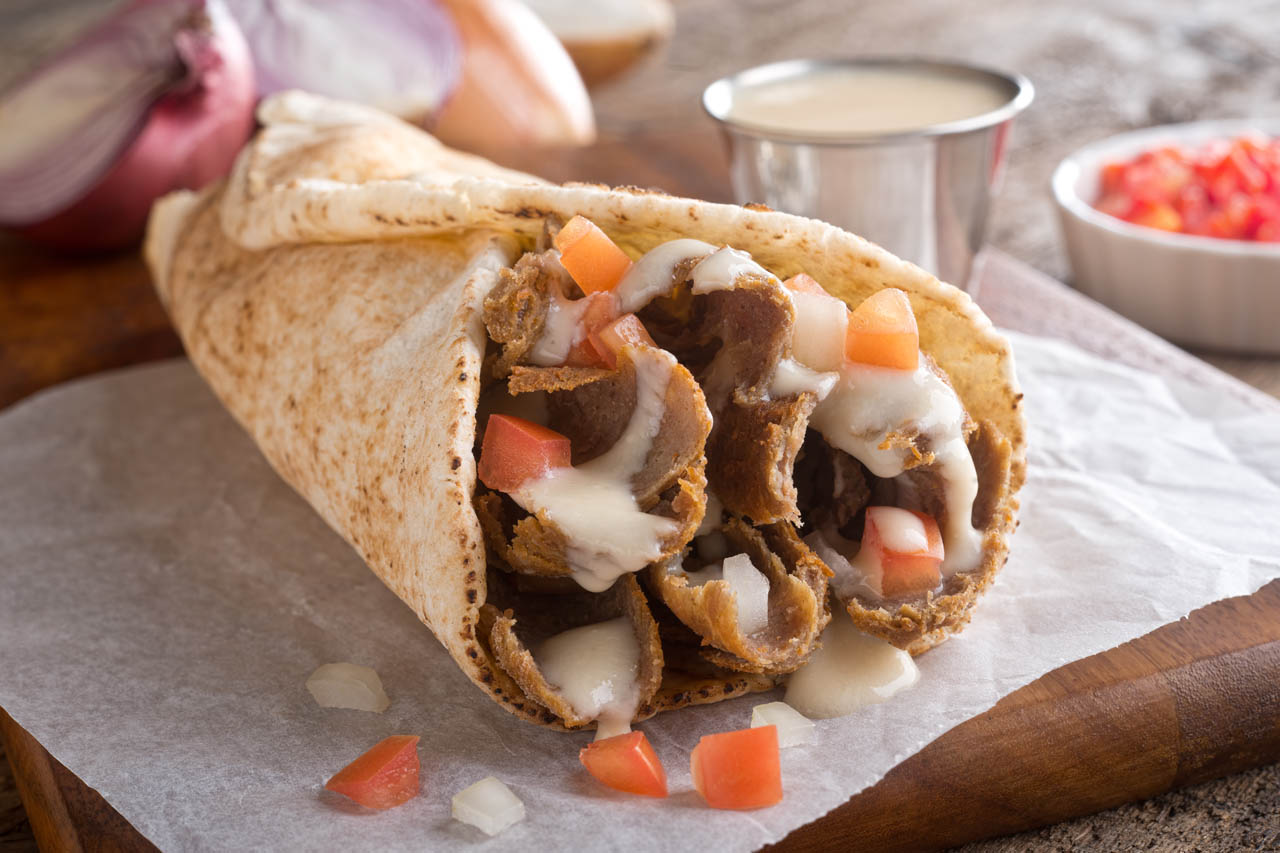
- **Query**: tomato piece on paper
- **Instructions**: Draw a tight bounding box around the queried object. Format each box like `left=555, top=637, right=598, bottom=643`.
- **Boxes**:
left=690, top=725, right=782, bottom=810
left=324, top=735, right=421, bottom=810
left=844, top=288, right=919, bottom=371
left=478, top=414, right=571, bottom=492
left=579, top=731, right=668, bottom=798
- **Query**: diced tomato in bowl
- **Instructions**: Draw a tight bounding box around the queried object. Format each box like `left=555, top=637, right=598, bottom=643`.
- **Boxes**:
left=1094, top=134, right=1280, bottom=242
left=1053, top=120, right=1280, bottom=354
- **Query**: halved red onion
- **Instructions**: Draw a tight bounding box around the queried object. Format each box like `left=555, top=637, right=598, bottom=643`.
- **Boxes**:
left=223, top=0, right=461, bottom=123
left=0, top=0, right=256, bottom=251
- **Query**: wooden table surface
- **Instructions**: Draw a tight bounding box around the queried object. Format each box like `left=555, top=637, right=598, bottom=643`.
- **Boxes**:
left=4, top=0, right=1280, bottom=850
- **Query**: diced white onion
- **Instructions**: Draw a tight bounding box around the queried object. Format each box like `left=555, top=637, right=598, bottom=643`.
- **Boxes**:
left=723, top=553, right=770, bottom=635
left=751, top=701, right=816, bottom=748
left=452, top=777, right=526, bottom=837
left=305, top=662, right=390, bottom=712
left=790, top=290, right=848, bottom=372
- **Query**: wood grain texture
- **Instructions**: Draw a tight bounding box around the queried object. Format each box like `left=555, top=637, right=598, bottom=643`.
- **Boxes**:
left=0, top=236, right=181, bottom=411
left=769, top=581, right=1280, bottom=852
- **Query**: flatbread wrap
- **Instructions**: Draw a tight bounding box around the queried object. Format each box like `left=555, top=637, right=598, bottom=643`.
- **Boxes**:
left=145, top=92, right=1025, bottom=731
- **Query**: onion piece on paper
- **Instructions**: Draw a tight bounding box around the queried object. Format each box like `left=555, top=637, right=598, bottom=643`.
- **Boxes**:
left=452, top=776, right=526, bottom=837
left=751, top=701, right=816, bottom=748
left=305, top=663, right=391, bottom=713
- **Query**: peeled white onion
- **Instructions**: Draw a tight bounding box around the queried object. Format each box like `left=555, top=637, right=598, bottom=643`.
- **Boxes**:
left=432, top=0, right=595, bottom=152
left=522, top=0, right=674, bottom=87
left=452, top=776, right=526, bottom=837
left=723, top=553, right=770, bottom=635
left=305, top=662, right=390, bottom=713
left=1, top=0, right=256, bottom=251
left=751, top=701, right=816, bottom=748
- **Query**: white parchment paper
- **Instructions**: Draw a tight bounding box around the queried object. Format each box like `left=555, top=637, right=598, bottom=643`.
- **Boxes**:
left=1, top=332, right=1277, bottom=852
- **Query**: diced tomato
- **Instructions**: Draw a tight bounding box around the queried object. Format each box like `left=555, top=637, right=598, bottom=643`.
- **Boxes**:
left=477, top=414, right=571, bottom=492
left=690, top=725, right=782, bottom=810
left=859, top=506, right=944, bottom=598
left=844, top=288, right=919, bottom=371
left=594, top=314, right=656, bottom=366
left=782, top=273, right=831, bottom=296
left=324, top=735, right=420, bottom=810
left=563, top=293, right=619, bottom=367
left=1094, top=134, right=1280, bottom=241
left=1129, top=201, right=1182, bottom=233
left=553, top=215, right=633, bottom=294
left=1099, top=162, right=1127, bottom=195
left=566, top=313, right=656, bottom=370
left=579, top=731, right=668, bottom=798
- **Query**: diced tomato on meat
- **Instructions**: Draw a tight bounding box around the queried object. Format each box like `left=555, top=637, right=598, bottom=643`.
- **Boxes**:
left=782, top=273, right=831, bottom=297
left=844, top=288, right=919, bottom=371
left=1095, top=134, right=1280, bottom=241
left=477, top=414, right=571, bottom=492
left=579, top=731, right=668, bottom=798
left=859, top=506, right=944, bottom=598
left=566, top=313, right=656, bottom=370
left=563, top=293, right=620, bottom=367
left=324, top=735, right=421, bottom=810
left=554, top=216, right=634, bottom=294
left=690, top=725, right=782, bottom=810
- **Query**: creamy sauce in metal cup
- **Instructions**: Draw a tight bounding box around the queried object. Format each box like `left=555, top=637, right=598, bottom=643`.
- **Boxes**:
left=725, top=66, right=1013, bottom=136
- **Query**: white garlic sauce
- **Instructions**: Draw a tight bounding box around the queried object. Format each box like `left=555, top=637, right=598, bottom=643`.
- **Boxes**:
left=512, top=346, right=680, bottom=592
left=536, top=617, right=640, bottom=736
left=783, top=617, right=919, bottom=719
left=769, top=358, right=839, bottom=400
left=809, top=361, right=983, bottom=574
left=689, top=246, right=777, bottom=294
left=615, top=238, right=716, bottom=312
left=529, top=285, right=616, bottom=366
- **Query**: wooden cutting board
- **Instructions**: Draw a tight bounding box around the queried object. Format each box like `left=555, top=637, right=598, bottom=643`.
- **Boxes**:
left=1, top=132, right=1277, bottom=852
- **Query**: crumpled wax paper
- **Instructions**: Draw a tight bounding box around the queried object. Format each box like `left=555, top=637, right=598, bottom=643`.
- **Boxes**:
left=0, top=331, right=1277, bottom=852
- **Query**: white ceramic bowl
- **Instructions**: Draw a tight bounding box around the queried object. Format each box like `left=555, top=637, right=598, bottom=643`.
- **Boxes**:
left=1052, top=119, right=1280, bottom=354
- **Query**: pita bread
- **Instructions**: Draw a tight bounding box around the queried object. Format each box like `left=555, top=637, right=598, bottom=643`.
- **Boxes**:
left=146, top=91, right=1025, bottom=728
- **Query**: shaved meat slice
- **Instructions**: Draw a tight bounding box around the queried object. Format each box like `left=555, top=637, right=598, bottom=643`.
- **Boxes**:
left=483, top=251, right=582, bottom=377
left=643, top=270, right=817, bottom=525
left=480, top=575, right=663, bottom=730
left=479, top=265, right=712, bottom=589
left=795, top=431, right=872, bottom=536
left=825, top=419, right=1014, bottom=654
left=647, top=517, right=830, bottom=675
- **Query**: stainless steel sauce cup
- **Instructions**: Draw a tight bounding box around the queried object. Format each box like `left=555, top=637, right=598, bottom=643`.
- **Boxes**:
left=703, top=58, right=1033, bottom=289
